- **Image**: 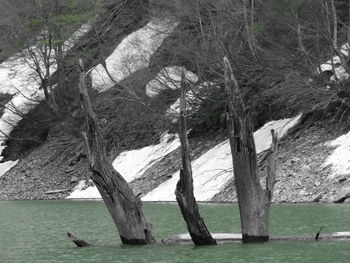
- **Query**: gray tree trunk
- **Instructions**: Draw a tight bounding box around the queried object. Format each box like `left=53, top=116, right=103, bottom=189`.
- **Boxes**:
left=175, top=73, right=217, bottom=246
left=42, top=79, right=59, bottom=114
left=78, top=59, right=155, bottom=245
left=223, top=57, right=278, bottom=243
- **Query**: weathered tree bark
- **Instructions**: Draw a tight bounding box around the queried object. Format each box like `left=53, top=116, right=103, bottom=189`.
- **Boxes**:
left=78, top=59, right=155, bottom=245
left=67, top=232, right=93, bottom=247
left=175, top=73, right=217, bottom=246
left=223, top=57, right=278, bottom=243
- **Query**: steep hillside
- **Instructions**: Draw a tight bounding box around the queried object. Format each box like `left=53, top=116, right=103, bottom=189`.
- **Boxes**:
left=1, top=0, right=350, bottom=203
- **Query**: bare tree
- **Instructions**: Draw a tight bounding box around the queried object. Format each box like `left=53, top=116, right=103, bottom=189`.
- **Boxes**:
left=3, top=0, right=97, bottom=113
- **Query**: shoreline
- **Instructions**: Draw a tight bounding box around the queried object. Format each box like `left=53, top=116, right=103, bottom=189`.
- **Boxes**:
left=0, top=199, right=349, bottom=205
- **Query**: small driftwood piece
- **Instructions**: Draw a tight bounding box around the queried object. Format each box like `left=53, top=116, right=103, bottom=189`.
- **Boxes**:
left=315, top=226, right=324, bottom=241
left=44, top=189, right=70, bottom=194
left=67, top=232, right=93, bottom=247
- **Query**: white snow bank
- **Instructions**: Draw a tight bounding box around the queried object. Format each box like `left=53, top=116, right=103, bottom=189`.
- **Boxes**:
left=146, top=66, right=198, bottom=97
left=66, top=132, right=180, bottom=199
left=142, top=139, right=232, bottom=202
left=253, top=114, right=302, bottom=153
left=66, top=180, right=101, bottom=199
left=324, top=131, right=350, bottom=180
left=91, top=19, right=177, bottom=91
left=112, top=133, right=180, bottom=182
left=63, top=23, right=91, bottom=52
left=143, top=114, right=303, bottom=202
left=0, top=160, right=18, bottom=177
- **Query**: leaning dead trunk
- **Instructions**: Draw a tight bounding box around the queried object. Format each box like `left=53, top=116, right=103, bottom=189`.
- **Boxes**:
left=175, top=74, right=217, bottom=246
left=78, top=59, right=155, bottom=245
left=223, top=57, right=278, bottom=243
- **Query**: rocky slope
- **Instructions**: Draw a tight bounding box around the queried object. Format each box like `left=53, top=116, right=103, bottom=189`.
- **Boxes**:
left=2, top=111, right=350, bottom=204
left=213, top=119, right=350, bottom=203
left=1, top=1, right=350, bottom=204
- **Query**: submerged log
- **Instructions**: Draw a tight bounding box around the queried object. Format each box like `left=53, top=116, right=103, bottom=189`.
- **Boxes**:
left=67, top=232, right=93, bottom=247
left=174, top=74, right=216, bottom=246
left=224, top=57, right=278, bottom=243
left=78, top=60, right=155, bottom=245
left=163, top=232, right=350, bottom=244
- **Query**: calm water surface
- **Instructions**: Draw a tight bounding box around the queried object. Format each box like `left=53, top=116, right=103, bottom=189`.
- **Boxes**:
left=0, top=201, right=349, bottom=263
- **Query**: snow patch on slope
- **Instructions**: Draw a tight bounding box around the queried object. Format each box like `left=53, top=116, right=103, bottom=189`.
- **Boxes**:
left=324, top=131, right=350, bottom=180
left=66, top=180, right=100, bottom=199
left=146, top=66, right=198, bottom=97
left=143, top=114, right=303, bottom=202
left=142, top=139, right=232, bottom=202
left=91, top=19, right=177, bottom=91
left=112, top=133, right=180, bottom=182
left=0, top=160, right=18, bottom=177
left=66, top=132, right=180, bottom=199
left=0, top=24, right=90, bottom=165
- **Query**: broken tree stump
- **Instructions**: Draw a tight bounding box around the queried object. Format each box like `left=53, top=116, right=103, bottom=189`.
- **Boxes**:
left=78, top=59, right=155, bottom=245
left=224, top=57, right=278, bottom=243
left=174, top=73, right=216, bottom=246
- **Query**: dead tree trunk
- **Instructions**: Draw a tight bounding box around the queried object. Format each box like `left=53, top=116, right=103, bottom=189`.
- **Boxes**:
left=78, top=59, right=155, bottom=245
left=175, top=73, right=217, bottom=246
left=223, top=57, right=278, bottom=243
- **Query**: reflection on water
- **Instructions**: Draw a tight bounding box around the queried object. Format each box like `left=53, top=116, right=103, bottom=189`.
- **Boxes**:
left=0, top=201, right=349, bottom=263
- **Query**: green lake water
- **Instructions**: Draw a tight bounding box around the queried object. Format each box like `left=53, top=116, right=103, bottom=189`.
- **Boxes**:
left=0, top=201, right=350, bottom=263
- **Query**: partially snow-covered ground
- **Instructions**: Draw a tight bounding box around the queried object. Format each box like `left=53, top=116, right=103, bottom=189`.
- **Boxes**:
left=143, top=114, right=303, bottom=202
left=324, top=131, right=350, bottom=180
left=90, top=19, right=177, bottom=91
left=66, top=132, right=180, bottom=199
left=67, top=114, right=303, bottom=200
left=0, top=24, right=90, bottom=169
left=66, top=180, right=100, bottom=199
left=112, top=133, right=180, bottom=182
left=0, top=160, right=18, bottom=177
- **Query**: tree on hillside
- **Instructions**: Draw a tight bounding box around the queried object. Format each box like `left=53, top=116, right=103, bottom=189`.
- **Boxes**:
left=321, top=0, right=350, bottom=77
left=3, top=0, right=99, bottom=114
